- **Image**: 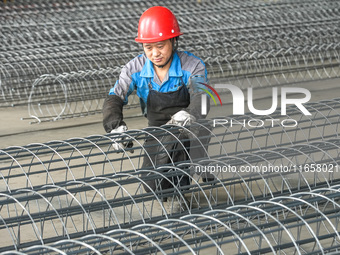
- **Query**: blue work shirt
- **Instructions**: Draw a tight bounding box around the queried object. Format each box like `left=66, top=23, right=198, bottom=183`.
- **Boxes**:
left=109, top=51, right=208, bottom=115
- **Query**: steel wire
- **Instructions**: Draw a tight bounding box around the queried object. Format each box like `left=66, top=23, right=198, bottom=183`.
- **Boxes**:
left=1, top=1, right=340, bottom=253
left=0, top=97, right=340, bottom=251
left=2, top=183, right=340, bottom=254
left=1, top=0, right=340, bottom=122
left=1, top=98, right=339, bottom=192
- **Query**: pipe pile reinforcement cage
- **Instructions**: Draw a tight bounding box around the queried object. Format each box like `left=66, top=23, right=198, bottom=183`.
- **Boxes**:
left=0, top=97, right=340, bottom=253
left=1, top=0, right=340, bottom=122
left=1, top=98, right=340, bottom=190
left=2, top=185, right=340, bottom=255
left=1, top=146, right=340, bottom=254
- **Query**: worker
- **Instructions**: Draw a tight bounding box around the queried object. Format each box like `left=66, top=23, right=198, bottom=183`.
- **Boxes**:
left=102, top=6, right=211, bottom=209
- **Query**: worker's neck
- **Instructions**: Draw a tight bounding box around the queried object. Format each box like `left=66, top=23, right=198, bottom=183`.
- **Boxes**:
left=154, top=60, right=172, bottom=83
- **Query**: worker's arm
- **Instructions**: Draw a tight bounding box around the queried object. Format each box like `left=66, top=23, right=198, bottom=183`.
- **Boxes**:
left=103, top=64, right=135, bottom=133
left=184, top=60, right=210, bottom=120
left=103, top=94, right=126, bottom=133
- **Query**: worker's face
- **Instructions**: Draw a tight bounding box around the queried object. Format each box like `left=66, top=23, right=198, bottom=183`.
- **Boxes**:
left=143, top=39, right=173, bottom=67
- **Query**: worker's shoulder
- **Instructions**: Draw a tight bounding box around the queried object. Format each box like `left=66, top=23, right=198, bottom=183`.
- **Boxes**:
left=123, top=53, right=147, bottom=74
left=177, top=51, right=206, bottom=71
left=178, top=50, right=202, bottom=59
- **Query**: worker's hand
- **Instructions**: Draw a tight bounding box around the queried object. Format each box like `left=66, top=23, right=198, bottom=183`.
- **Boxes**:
left=110, top=125, right=134, bottom=152
left=167, top=110, right=196, bottom=126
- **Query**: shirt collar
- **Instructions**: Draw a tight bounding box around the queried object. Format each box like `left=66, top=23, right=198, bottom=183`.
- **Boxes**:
left=140, top=55, right=154, bottom=78
left=140, top=52, right=183, bottom=78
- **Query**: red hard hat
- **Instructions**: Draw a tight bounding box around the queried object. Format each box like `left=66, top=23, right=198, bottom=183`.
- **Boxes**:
left=135, top=6, right=183, bottom=43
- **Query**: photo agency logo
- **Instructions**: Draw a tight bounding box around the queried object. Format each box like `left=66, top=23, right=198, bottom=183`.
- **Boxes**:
left=200, top=84, right=312, bottom=128
left=198, top=83, right=223, bottom=114
left=190, top=75, right=223, bottom=114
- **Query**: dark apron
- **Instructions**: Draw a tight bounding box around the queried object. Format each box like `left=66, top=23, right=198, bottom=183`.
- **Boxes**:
left=142, top=78, right=191, bottom=196
left=146, top=78, right=190, bottom=127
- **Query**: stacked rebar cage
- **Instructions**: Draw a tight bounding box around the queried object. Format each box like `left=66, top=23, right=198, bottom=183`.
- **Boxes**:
left=1, top=0, right=340, bottom=254
left=1, top=0, right=340, bottom=121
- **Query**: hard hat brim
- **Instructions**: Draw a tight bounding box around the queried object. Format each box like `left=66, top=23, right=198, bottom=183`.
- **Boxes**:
left=135, top=32, right=183, bottom=43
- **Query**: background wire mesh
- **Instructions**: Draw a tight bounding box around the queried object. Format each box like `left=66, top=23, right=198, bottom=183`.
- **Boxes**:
left=1, top=0, right=340, bottom=121
left=1, top=0, right=340, bottom=254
